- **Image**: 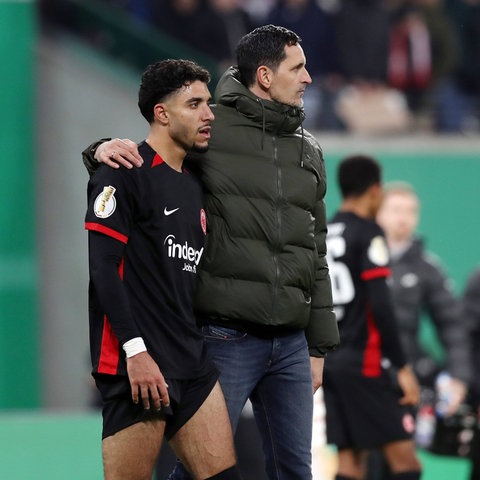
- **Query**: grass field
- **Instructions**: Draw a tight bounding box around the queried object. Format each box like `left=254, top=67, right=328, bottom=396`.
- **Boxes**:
left=0, top=411, right=472, bottom=479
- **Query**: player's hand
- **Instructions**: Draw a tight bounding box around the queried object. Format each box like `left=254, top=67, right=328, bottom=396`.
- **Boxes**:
left=95, top=138, right=143, bottom=170
left=126, top=351, right=170, bottom=410
left=397, top=364, right=420, bottom=406
left=310, top=356, right=325, bottom=393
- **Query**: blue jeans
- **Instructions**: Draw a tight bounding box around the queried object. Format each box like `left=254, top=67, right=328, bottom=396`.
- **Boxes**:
left=168, top=326, right=314, bottom=480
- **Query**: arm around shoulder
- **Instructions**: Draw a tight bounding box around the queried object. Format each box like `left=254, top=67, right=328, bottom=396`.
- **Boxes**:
left=82, top=138, right=111, bottom=175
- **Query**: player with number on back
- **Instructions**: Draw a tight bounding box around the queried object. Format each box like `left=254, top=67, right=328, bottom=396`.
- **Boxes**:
left=322, top=154, right=422, bottom=480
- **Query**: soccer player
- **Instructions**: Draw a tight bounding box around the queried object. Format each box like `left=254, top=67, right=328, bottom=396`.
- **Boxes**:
left=85, top=59, right=241, bottom=480
left=323, top=154, right=422, bottom=480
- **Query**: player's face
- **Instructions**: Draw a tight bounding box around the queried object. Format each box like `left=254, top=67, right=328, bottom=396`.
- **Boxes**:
left=167, top=80, right=214, bottom=153
left=377, top=192, right=419, bottom=242
left=269, top=44, right=312, bottom=107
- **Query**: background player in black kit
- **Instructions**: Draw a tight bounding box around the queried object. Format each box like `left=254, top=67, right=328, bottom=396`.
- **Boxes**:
left=323, top=155, right=422, bottom=480
left=85, top=59, right=241, bottom=480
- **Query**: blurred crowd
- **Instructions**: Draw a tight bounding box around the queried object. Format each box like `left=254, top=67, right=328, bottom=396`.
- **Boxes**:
left=45, top=0, right=479, bottom=134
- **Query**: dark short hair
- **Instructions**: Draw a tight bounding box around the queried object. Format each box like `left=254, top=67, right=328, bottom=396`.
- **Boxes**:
left=337, top=154, right=382, bottom=198
left=138, top=59, right=211, bottom=123
left=235, top=24, right=301, bottom=87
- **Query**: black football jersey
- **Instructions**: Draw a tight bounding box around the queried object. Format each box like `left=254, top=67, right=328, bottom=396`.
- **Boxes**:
left=326, top=211, right=406, bottom=376
left=85, top=141, right=211, bottom=379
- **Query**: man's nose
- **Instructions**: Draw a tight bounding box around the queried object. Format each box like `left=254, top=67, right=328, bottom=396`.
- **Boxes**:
left=303, top=68, right=312, bottom=84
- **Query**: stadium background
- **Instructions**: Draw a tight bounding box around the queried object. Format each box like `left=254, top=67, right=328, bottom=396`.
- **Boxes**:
left=0, top=1, right=478, bottom=478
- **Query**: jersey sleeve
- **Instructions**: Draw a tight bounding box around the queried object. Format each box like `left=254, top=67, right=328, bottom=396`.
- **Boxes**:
left=88, top=230, right=141, bottom=345
left=360, top=223, right=391, bottom=280
left=85, top=165, right=142, bottom=346
left=85, top=165, right=137, bottom=244
left=361, top=224, right=407, bottom=368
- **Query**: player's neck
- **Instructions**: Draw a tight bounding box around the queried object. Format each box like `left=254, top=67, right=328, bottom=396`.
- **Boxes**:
left=387, top=237, right=412, bottom=253
left=340, top=198, right=374, bottom=220
left=145, top=136, right=184, bottom=172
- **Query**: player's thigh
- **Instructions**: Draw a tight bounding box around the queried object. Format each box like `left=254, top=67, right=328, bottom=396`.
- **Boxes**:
left=170, top=381, right=236, bottom=478
left=337, top=448, right=368, bottom=479
left=381, top=439, right=421, bottom=472
left=102, top=418, right=165, bottom=480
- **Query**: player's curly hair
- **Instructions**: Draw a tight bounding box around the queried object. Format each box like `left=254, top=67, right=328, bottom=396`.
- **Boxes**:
left=338, top=154, right=382, bottom=198
left=138, top=59, right=211, bottom=123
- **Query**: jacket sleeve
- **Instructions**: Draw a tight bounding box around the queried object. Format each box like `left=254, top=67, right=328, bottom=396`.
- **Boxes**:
left=424, top=255, right=473, bottom=384
left=81, top=138, right=111, bottom=176
left=462, top=268, right=480, bottom=391
left=305, top=193, right=340, bottom=357
left=463, top=268, right=480, bottom=333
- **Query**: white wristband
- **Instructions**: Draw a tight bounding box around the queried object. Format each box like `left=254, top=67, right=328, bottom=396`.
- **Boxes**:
left=123, top=337, right=147, bottom=358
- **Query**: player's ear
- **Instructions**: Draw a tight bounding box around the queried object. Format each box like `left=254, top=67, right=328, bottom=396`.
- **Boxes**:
left=154, top=103, right=169, bottom=124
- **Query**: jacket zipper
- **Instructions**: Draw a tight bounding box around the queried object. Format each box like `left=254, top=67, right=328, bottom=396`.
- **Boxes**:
left=272, top=136, right=282, bottom=322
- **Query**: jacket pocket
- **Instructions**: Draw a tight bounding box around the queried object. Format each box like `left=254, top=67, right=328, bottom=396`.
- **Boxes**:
left=202, top=325, right=247, bottom=341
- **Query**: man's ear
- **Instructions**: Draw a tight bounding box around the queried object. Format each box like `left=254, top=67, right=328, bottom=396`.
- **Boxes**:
left=256, top=65, right=272, bottom=90
left=154, top=103, right=169, bottom=124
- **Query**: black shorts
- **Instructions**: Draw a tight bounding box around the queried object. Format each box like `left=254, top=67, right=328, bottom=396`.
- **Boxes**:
left=95, top=367, right=219, bottom=441
left=323, top=368, right=415, bottom=450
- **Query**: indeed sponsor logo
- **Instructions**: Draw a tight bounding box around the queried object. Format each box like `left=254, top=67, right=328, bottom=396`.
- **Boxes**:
left=164, top=235, right=204, bottom=266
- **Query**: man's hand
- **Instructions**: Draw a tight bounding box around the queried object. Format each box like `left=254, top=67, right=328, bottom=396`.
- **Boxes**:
left=310, top=356, right=325, bottom=393
left=439, top=376, right=468, bottom=417
left=95, top=138, right=143, bottom=169
left=397, top=364, right=420, bottom=406
left=126, top=351, right=170, bottom=410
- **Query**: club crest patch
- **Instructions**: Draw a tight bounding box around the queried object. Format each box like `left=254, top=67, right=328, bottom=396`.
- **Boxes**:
left=367, top=235, right=389, bottom=266
left=402, top=413, right=416, bottom=433
left=200, top=209, right=207, bottom=235
left=94, top=185, right=117, bottom=218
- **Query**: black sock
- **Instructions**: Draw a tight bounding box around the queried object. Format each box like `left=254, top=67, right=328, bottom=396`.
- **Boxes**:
left=391, top=472, right=421, bottom=480
left=206, top=465, right=242, bottom=480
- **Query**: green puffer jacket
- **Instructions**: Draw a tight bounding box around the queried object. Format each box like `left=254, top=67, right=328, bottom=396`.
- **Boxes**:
left=189, top=67, right=339, bottom=357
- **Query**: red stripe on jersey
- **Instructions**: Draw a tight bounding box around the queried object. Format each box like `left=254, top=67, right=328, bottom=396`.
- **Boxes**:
left=361, top=267, right=391, bottom=281
left=97, top=257, right=125, bottom=375
left=85, top=222, right=128, bottom=244
left=98, top=315, right=120, bottom=374
left=152, top=153, right=164, bottom=167
left=362, top=305, right=382, bottom=377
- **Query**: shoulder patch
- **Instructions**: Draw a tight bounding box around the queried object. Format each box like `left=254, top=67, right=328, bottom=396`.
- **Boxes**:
left=367, top=235, right=389, bottom=266
left=94, top=185, right=117, bottom=218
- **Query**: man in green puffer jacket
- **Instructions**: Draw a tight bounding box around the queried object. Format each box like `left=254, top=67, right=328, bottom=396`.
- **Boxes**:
left=82, top=25, right=339, bottom=480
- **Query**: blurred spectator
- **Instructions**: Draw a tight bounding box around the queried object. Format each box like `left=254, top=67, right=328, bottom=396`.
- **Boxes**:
left=387, top=0, right=458, bottom=128
left=147, top=0, right=232, bottom=65
left=265, top=0, right=342, bottom=130
left=331, top=0, right=402, bottom=133
left=439, top=0, right=480, bottom=132
left=334, top=0, right=391, bottom=84
left=208, top=0, right=255, bottom=69
left=387, top=5, right=433, bottom=113
left=242, top=0, right=277, bottom=23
